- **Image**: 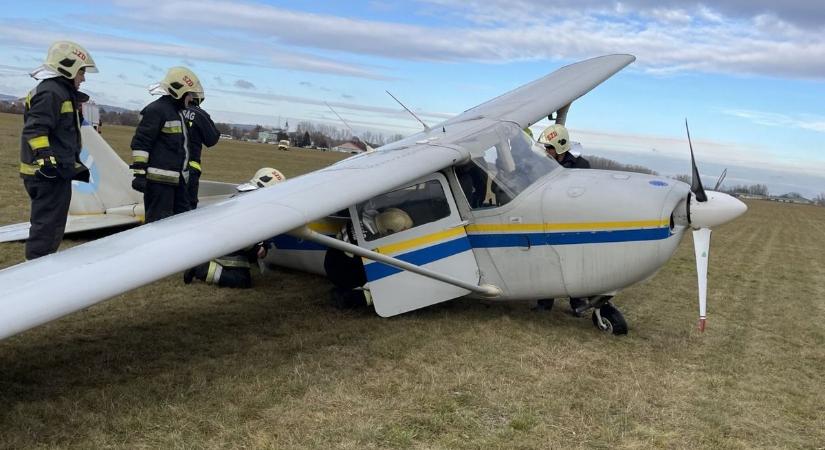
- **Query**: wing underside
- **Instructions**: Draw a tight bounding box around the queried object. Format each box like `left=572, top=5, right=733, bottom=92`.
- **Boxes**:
left=0, top=143, right=466, bottom=339
left=0, top=54, right=636, bottom=340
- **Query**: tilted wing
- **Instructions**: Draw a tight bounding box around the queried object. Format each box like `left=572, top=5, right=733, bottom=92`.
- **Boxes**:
left=0, top=143, right=465, bottom=339
left=445, top=54, right=635, bottom=128
left=0, top=54, right=635, bottom=340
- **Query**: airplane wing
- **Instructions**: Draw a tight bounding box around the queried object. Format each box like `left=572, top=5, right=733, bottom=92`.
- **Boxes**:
left=446, top=54, right=635, bottom=128
left=0, top=54, right=635, bottom=340
left=0, top=214, right=142, bottom=242
left=0, top=142, right=467, bottom=339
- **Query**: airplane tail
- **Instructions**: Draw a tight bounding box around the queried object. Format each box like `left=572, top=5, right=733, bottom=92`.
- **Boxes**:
left=70, top=125, right=143, bottom=216
left=0, top=124, right=143, bottom=242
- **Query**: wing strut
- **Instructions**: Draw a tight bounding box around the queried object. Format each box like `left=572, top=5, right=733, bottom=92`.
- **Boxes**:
left=290, top=226, right=501, bottom=297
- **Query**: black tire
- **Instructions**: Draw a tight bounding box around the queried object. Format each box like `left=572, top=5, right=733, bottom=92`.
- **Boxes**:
left=591, top=304, right=628, bottom=335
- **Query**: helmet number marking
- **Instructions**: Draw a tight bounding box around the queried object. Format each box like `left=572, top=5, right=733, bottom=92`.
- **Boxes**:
left=183, top=75, right=194, bottom=87
left=72, top=49, right=87, bottom=61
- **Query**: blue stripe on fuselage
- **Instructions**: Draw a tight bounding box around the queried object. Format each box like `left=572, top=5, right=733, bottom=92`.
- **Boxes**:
left=364, top=236, right=472, bottom=281
left=272, top=227, right=672, bottom=282
left=467, top=227, right=671, bottom=247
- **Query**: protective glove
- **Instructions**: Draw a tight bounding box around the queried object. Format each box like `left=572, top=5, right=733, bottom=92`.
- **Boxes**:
left=131, top=176, right=147, bottom=193
left=34, top=151, right=58, bottom=180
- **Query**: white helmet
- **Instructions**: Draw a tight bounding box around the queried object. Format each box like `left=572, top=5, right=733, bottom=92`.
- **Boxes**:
left=537, top=124, right=570, bottom=154
left=236, top=167, right=286, bottom=192
left=153, top=66, right=204, bottom=100
left=375, top=208, right=413, bottom=235
left=43, top=41, right=98, bottom=79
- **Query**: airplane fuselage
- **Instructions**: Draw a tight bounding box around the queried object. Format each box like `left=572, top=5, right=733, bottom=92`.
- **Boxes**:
left=265, top=166, right=690, bottom=303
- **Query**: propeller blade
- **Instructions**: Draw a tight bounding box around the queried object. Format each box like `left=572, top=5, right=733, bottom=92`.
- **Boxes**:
left=713, top=168, right=727, bottom=191
left=692, top=227, right=712, bottom=332
left=685, top=119, right=707, bottom=202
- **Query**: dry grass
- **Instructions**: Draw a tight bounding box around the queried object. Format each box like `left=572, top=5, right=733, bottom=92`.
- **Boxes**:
left=1, top=112, right=824, bottom=448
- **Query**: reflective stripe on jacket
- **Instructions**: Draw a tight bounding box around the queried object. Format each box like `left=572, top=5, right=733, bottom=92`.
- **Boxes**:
left=183, top=105, right=220, bottom=173
left=130, top=95, right=190, bottom=185
left=19, top=77, right=89, bottom=180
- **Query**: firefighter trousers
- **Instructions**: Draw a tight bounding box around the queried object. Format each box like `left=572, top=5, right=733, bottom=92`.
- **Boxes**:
left=23, top=177, right=72, bottom=260
left=144, top=178, right=192, bottom=223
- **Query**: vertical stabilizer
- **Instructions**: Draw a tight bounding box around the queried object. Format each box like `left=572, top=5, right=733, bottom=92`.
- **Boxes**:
left=70, top=125, right=142, bottom=215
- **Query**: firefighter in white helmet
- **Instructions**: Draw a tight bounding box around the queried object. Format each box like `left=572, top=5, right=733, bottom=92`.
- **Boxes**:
left=19, top=41, right=97, bottom=259
left=375, top=207, right=413, bottom=236
left=184, top=168, right=286, bottom=288
left=130, top=66, right=204, bottom=222
left=537, top=124, right=590, bottom=169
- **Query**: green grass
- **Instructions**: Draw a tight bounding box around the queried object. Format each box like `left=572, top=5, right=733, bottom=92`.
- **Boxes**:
left=1, top=112, right=824, bottom=448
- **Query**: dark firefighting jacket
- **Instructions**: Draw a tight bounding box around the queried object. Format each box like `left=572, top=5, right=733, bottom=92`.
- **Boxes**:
left=130, top=95, right=190, bottom=185
left=19, top=77, right=89, bottom=181
left=182, top=105, right=220, bottom=174
left=559, top=152, right=590, bottom=169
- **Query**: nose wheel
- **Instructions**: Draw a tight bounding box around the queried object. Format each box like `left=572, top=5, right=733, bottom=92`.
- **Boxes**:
left=592, top=303, right=628, bottom=335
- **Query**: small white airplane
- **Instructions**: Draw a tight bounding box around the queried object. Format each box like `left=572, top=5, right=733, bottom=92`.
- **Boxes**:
left=0, top=55, right=746, bottom=341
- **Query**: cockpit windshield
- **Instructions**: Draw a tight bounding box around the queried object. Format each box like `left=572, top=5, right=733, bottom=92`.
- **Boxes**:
left=455, top=122, right=559, bottom=208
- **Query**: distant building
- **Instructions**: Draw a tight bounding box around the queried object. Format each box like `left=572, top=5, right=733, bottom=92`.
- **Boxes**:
left=332, top=142, right=364, bottom=154
left=258, top=131, right=272, bottom=143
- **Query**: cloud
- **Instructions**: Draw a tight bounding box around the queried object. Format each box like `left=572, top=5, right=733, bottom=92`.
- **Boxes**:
left=8, top=2, right=823, bottom=81
left=95, top=0, right=825, bottom=80
left=213, top=87, right=454, bottom=121
left=341, top=93, right=354, bottom=100
left=723, top=109, right=825, bottom=133
left=299, top=81, right=313, bottom=87
left=234, top=79, right=255, bottom=89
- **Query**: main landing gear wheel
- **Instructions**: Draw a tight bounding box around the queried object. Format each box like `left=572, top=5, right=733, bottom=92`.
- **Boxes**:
left=592, top=303, right=628, bottom=335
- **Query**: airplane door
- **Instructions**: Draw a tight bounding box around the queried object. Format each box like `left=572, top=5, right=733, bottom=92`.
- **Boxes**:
left=351, top=173, right=481, bottom=317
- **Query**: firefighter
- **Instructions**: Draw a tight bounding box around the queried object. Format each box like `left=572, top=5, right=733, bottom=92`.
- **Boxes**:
left=537, top=123, right=589, bottom=315
left=183, top=97, right=219, bottom=208
left=183, top=168, right=286, bottom=288
left=537, top=123, right=590, bottom=169
left=324, top=208, right=413, bottom=309
left=19, top=41, right=97, bottom=260
left=130, top=67, right=203, bottom=222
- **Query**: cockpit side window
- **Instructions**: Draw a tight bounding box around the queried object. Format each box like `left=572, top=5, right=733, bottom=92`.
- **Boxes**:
left=456, top=123, right=559, bottom=209
left=356, top=179, right=451, bottom=241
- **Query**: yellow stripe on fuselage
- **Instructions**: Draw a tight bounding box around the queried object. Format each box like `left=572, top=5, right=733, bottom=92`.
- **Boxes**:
left=307, top=219, right=344, bottom=235
left=374, top=227, right=466, bottom=256
left=466, top=219, right=668, bottom=233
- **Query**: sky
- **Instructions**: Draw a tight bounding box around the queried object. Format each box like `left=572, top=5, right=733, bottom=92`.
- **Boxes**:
left=0, top=0, right=823, bottom=196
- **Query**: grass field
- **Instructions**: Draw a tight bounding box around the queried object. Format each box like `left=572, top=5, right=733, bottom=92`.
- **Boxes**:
left=1, top=112, right=824, bottom=448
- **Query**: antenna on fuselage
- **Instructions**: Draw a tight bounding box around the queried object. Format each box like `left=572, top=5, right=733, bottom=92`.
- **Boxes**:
left=326, top=102, right=356, bottom=136
left=325, top=102, right=374, bottom=152
left=385, top=90, right=431, bottom=131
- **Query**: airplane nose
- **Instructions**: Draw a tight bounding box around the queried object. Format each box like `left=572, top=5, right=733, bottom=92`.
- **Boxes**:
left=687, top=191, right=747, bottom=229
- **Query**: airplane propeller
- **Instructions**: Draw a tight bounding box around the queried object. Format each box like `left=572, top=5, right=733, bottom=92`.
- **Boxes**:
left=686, top=120, right=707, bottom=202
left=677, top=120, right=747, bottom=332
